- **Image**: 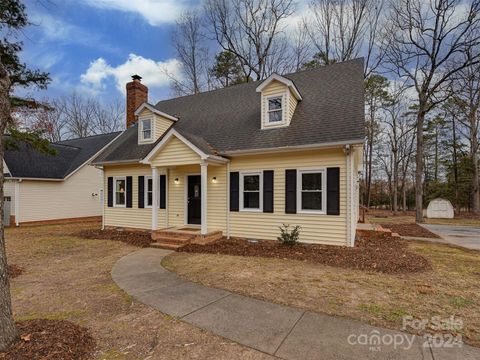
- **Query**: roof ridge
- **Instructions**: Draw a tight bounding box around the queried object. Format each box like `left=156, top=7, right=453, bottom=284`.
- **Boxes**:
left=154, top=58, right=364, bottom=106
left=56, top=131, right=122, bottom=143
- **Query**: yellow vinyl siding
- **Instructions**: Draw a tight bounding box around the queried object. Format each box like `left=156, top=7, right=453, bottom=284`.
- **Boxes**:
left=288, top=89, right=297, bottom=121
left=154, top=114, right=173, bottom=138
left=150, top=137, right=200, bottom=167
left=104, top=164, right=166, bottom=230
left=18, top=165, right=103, bottom=223
left=102, top=148, right=348, bottom=245
left=229, top=149, right=347, bottom=245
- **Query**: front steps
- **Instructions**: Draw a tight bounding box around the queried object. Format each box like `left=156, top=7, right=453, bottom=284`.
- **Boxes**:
left=150, top=228, right=223, bottom=249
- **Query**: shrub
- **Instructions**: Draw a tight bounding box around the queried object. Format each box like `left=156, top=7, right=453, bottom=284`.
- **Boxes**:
left=277, top=224, right=301, bottom=246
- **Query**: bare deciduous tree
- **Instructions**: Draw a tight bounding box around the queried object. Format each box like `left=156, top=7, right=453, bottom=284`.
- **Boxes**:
left=305, top=0, right=385, bottom=77
left=205, top=0, right=295, bottom=80
left=170, top=11, right=211, bottom=95
left=452, top=62, right=480, bottom=213
left=384, top=0, right=480, bottom=222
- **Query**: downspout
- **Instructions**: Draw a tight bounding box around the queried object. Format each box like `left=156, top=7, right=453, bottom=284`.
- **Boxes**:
left=345, top=145, right=352, bottom=247
left=165, top=168, right=169, bottom=228
left=99, top=167, right=105, bottom=230
left=226, top=162, right=230, bottom=239
left=14, top=179, right=21, bottom=226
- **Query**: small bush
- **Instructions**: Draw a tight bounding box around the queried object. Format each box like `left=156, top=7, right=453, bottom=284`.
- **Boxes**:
left=277, top=224, right=301, bottom=246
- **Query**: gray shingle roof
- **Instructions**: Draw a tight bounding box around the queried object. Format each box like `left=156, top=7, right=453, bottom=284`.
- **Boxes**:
left=4, top=132, right=120, bottom=179
left=92, top=59, right=364, bottom=164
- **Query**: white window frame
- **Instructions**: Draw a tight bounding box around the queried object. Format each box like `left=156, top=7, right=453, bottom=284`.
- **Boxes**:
left=266, top=95, right=284, bottom=125
left=113, top=176, right=127, bottom=208
left=240, top=171, right=263, bottom=212
left=140, top=118, right=153, bottom=141
left=144, top=176, right=153, bottom=208
left=297, top=168, right=326, bottom=214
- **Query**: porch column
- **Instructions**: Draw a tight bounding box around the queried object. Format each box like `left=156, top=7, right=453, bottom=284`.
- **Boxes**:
left=152, top=166, right=159, bottom=231
left=200, top=162, right=208, bottom=235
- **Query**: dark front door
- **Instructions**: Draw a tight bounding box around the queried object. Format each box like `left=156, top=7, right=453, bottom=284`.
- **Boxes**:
left=187, top=175, right=201, bottom=225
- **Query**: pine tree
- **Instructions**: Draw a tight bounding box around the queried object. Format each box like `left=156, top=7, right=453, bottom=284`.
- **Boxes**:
left=210, top=51, right=249, bottom=88
left=1, top=0, right=51, bottom=351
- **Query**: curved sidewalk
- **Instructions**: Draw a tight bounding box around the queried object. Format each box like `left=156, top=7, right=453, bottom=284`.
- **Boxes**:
left=112, top=248, right=479, bottom=360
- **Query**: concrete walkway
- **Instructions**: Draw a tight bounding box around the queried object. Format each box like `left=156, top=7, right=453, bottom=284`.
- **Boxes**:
left=419, top=224, right=480, bottom=250
left=112, top=248, right=480, bottom=360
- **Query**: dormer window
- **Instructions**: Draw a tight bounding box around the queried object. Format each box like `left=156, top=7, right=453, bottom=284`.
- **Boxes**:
left=141, top=118, right=152, bottom=141
left=268, top=97, right=283, bottom=123
left=256, top=73, right=302, bottom=130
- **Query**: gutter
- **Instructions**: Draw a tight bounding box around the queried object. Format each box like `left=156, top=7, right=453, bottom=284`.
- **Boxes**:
left=91, top=159, right=144, bottom=166
left=222, top=139, right=365, bottom=156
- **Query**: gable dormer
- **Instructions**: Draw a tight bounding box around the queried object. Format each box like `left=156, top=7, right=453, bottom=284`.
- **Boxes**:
left=135, top=103, right=178, bottom=145
left=256, top=73, right=302, bottom=130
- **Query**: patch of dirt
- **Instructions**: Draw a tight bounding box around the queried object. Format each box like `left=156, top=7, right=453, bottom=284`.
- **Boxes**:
left=0, top=319, right=95, bottom=360
left=178, top=232, right=431, bottom=274
left=380, top=223, right=440, bottom=238
left=77, top=229, right=153, bottom=247
left=8, top=264, right=24, bottom=279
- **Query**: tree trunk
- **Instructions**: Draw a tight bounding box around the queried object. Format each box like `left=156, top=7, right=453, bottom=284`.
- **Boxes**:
left=452, top=115, right=459, bottom=210
left=0, top=60, right=18, bottom=351
left=473, top=134, right=480, bottom=214
left=415, top=109, right=425, bottom=223
left=392, top=149, right=398, bottom=213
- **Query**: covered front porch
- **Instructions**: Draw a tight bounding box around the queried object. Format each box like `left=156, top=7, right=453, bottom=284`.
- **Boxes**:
left=141, top=129, right=230, bottom=245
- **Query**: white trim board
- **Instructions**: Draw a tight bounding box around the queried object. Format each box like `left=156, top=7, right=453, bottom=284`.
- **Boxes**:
left=134, top=102, right=178, bottom=122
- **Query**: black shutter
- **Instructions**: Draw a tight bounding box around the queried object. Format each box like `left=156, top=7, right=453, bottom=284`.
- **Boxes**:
left=159, top=175, right=166, bottom=209
left=285, top=169, right=297, bottom=214
left=263, top=170, right=274, bottom=213
left=107, top=177, right=113, bottom=207
left=126, top=176, right=133, bottom=208
left=138, top=176, right=145, bottom=209
left=327, top=167, right=340, bottom=215
left=230, top=172, right=239, bottom=211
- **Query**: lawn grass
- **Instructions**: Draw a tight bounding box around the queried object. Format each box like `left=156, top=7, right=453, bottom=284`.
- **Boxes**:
left=162, top=240, right=480, bottom=347
left=5, top=223, right=268, bottom=359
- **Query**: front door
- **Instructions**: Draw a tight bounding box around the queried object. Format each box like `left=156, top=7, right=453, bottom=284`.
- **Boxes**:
left=187, top=175, right=201, bottom=225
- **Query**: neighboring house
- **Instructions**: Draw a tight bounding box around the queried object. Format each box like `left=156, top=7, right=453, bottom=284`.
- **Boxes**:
left=4, top=132, right=120, bottom=226
left=92, top=59, right=364, bottom=246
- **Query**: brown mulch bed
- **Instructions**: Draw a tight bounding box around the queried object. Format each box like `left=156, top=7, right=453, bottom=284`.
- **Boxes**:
left=7, top=265, right=24, bottom=279
left=380, top=223, right=440, bottom=238
left=0, top=319, right=95, bottom=360
left=178, top=231, right=431, bottom=274
left=77, top=229, right=153, bottom=248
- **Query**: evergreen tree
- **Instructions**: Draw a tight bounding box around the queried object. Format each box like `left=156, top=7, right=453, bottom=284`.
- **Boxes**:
left=1, top=0, right=52, bottom=351
left=210, top=51, right=249, bottom=87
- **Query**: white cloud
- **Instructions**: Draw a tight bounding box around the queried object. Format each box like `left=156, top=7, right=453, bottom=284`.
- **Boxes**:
left=83, top=0, right=190, bottom=26
left=80, top=54, right=182, bottom=94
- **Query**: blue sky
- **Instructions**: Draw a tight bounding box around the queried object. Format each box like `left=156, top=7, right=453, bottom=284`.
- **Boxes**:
left=18, top=0, right=202, bottom=104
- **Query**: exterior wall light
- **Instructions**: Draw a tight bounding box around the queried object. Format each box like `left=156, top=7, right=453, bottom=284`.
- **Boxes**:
left=212, top=177, right=217, bottom=183
left=174, top=178, right=179, bottom=184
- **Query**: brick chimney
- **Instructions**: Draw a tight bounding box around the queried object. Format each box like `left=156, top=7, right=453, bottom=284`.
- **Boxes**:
left=126, top=74, right=148, bottom=128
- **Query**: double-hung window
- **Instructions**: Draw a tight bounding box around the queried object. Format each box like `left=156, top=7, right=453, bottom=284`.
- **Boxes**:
left=267, top=97, right=283, bottom=123
left=114, top=177, right=126, bottom=207
left=141, top=118, right=152, bottom=141
left=145, top=176, right=153, bottom=207
left=240, top=172, right=263, bottom=211
left=298, top=169, right=326, bottom=213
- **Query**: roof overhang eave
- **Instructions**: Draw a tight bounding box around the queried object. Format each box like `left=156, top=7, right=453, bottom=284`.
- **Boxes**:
left=222, top=139, right=365, bottom=156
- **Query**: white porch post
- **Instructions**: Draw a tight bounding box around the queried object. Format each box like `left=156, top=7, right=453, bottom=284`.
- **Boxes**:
left=200, top=162, right=208, bottom=235
left=152, top=166, right=159, bottom=231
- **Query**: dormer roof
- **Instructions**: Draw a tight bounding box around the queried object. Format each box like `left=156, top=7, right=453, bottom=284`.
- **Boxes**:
left=256, top=73, right=303, bottom=101
left=134, top=102, right=178, bottom=121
